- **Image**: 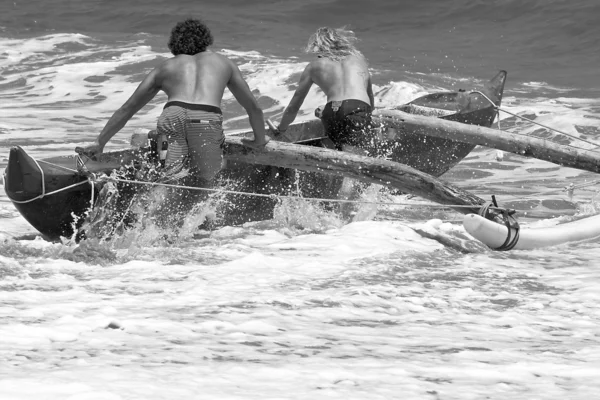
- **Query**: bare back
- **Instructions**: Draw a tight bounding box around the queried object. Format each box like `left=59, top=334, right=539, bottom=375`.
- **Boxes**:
left=309, top=54, right=371, bottom=104
left=156, top=50, right=233, bottom=107
left=85, top=23, right=268, bottom=155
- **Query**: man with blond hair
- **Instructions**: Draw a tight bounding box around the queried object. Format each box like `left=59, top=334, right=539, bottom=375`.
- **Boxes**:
left=275, top=27, right=375, bottom=152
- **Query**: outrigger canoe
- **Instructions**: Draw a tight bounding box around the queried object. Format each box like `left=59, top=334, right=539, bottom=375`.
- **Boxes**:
left=3, top=71, right=506, bottom=241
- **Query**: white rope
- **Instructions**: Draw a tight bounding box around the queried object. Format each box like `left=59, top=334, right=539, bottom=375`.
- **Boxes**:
left=103, top=175, right=574, bottom=216
left=470, top=90, right=600, bottom=197
left=37, top=159, right=78, bottom=173
left=33, top=156, right=45, bottom=200
left=5, top=156, right=94, bottom=204
left=471, top=90, right=600, bottom=150
left=89, top=177, right=95, bottom=209
left=7, top=162, right=575, bottom=214
left=8, top=155, right=47, bottom=204
left=8, top=180, right=91, bottom=204
left=0, top=152, right=508, bottom=211
left=95, top=175, right=480, bottom=208
left=94, top=176, right=545, bottom=213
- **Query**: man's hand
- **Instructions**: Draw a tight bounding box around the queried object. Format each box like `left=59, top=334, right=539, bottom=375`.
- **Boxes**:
left=75, top=141, right=104, bottom=159
left=241, top=136, right=270, bottom=150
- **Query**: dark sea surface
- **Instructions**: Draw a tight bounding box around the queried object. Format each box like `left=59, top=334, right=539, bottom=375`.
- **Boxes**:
left=1, top=1, right=600, bottom=399
left=2, top=0, right=599, bottom=91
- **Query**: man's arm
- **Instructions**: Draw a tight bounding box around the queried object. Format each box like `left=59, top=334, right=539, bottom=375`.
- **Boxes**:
left=81, top=67, right=161, bottom=156
left=367, top=74, right=375, bottom=109
left=278, top=64, right=313, bottom=132
left=227, top=62, right=268, bottom=149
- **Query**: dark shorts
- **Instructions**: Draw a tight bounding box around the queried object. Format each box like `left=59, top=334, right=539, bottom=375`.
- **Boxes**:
left=320, top=99, right=373, bottom=150
left=157, top=101, right=225, bottom=184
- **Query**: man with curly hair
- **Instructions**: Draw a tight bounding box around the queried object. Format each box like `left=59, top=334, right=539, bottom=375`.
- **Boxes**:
left=275, top=27, right=375, bottom=152
left=81, top=18, right=269, bottom=188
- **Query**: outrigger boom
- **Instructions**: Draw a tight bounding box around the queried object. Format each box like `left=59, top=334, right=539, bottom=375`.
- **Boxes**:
left=223, top=137, right=486, bottom=214
left=375, top=108, right=600, bottom=174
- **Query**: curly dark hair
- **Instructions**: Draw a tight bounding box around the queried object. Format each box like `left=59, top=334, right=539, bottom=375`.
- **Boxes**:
left=168, top=19, right=214, bottom=56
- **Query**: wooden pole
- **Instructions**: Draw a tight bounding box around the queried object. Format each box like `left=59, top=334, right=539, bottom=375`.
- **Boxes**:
left=375, top=109, right=600, bottom=173
left=223, top=137, right=485, bottom=214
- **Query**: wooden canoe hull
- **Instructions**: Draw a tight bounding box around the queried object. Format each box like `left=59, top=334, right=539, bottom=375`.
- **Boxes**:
left=3, top=147, right=144, bottom=240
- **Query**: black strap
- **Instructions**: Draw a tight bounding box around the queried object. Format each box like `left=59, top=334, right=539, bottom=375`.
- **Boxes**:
left=477, top=195, right=520, bottom=251
left=495, top=208, right=520, bottom=251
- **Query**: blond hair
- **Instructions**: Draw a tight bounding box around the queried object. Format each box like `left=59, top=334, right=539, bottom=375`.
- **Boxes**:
left=305, top=27, right=362, bottom=61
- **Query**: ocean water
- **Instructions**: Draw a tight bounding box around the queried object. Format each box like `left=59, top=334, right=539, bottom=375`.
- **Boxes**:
left=2, top=1, right=600, bottom=398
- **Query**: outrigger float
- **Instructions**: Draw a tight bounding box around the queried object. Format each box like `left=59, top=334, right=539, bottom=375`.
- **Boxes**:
left=463, top=212, right=600, bottom=251
left=5, top=70, right=600, bottom=249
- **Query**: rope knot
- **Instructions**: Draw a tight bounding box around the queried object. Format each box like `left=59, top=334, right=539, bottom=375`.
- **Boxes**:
left=478, top=195, right=520, bottom=251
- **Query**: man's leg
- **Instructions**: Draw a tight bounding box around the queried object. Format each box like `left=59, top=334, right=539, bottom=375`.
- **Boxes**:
left=186, top=118, right=225, bottom=186
left=151, top=107, right=190, bottom=228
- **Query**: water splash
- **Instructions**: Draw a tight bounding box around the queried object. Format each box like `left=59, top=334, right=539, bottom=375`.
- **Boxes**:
left=350, top=184, right=383, bottom=222
left=272, top=196, right=344, bottom=233
left=73, top=159, right=228, bottom=250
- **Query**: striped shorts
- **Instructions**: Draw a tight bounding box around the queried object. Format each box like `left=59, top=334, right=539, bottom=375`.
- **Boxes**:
left=157, top=101, right=225, bottom=184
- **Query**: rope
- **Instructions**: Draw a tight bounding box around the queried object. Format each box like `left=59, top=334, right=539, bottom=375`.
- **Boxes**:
left=94, top=175, right=522, bottom=212
left=97, top=175, right=411, bottom=205
left=8, top=180, right=91, bottom=204
left=7, top=153, right=567, bottom=213
left=34, top=156, right=45, bottom=200
left=477, top=195, right=520, bottom=251
left=471, top=90, right=600, bottom=198
left=88, top=172, right=591, bottom=215
left=5, top=154, right=94, bottom=205
left=495, top=209, right=521, bottom=251
left=7, top=160, right=578, bottom=216
left=37, top=159, right=78, bottom=173
left=471, top=90, right=600, bottom=151
left=89, top=177, right=95, bottom=209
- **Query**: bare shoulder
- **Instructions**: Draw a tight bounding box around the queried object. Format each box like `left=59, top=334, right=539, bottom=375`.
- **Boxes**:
left=211, top=52, right=235, bottom=67
left=346, top=54, right=369, bottom=68
left=310, top=57, right=331, bottom=68
left=157, top=55, right=180, bottom=69
left=158, top=54, right=195, bottom=72
left=307, top=57, right=333, bottom=75
left=146, top=56, right=181, bottom=81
